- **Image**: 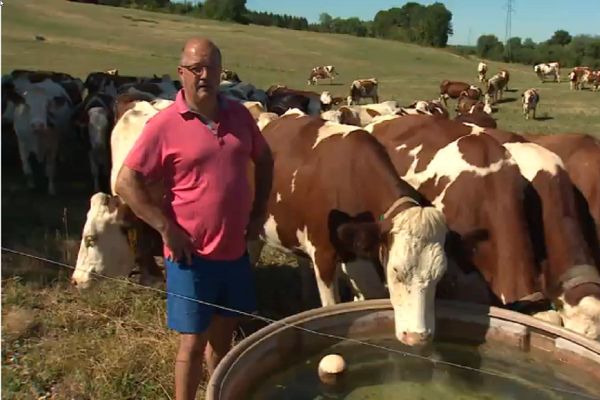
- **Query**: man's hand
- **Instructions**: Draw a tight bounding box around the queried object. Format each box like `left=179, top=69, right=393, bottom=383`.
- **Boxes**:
left=161, top=221, right=195, bottom=265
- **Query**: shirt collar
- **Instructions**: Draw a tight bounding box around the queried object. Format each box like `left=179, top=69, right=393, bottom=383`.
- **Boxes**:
left=175, top=89, right=228, bottom=124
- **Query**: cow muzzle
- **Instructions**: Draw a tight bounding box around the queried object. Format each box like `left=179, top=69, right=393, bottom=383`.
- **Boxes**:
left=397, top=331, right=433, bottom=347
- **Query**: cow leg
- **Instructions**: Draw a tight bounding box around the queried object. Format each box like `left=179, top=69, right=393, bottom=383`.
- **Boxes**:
left=341, top=258, right=387, bottom=301
left=17, top=142, right=35, bottom=189
left=89, top=152, right=100, bottom=193
left=296, top=255, right=321, bottom=309
left=312, top=251, right=340, bottom=307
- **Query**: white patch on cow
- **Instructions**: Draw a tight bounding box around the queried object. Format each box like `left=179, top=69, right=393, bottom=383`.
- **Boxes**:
left=363, top=114, right=400, bottom=133
left=532, top=310, right=562, bottom=326
left=320, top=110, right=341, bottom=123
left=262, top=214, right=287, bottom=254
left=503, top=142, right=563, bottom=182
left=295, top=226, right=338, bottom=306
left=257, top=112, right=279, bottom=131
left=276, top=192, right=282, bottom=203
left=320, top=91, right=332, bottom=105
left=313, top=121, right=363, bottom=148
left=386, top=205, right=448, bottom=342
left=401, top=136, right=514, bottom=211
left=468, top=124, right=486, bottom=135
left=501, top=293, right=507, bottom=305
left=290, top=169, right=298, bottom=193
left=558, top=294, right=600, bottom=340
left=282, top=107, right=306, bottom=117
left=395, top=144, right=407, bottom=152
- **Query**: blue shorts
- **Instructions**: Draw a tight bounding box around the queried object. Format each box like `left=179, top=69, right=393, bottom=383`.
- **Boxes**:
left=165, top=252, right=257, bottom=334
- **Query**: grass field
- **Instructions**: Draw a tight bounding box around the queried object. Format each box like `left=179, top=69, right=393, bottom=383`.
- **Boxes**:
left=2, top=0, right=600, bottom=399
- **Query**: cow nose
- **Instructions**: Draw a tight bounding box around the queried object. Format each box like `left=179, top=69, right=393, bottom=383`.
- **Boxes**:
left=398, top=331, right=433, bottom=347
left=71, top=278, right=78, bottom=287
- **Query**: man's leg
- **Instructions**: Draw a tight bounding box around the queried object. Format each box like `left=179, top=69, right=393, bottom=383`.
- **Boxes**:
left=205, top=314, right=240, bottom=376
left=175, top=332, right=208, bottom=400
left=165, top=256, right=218, bottom=400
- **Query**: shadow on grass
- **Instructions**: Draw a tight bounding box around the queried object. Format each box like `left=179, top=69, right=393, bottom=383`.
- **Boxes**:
left=533, top=116, right=554, bottom=121
left=496, top=97, right=517, bottom=104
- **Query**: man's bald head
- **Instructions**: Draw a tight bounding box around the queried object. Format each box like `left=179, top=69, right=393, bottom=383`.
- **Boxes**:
left=179, top=37, right=222, bottom=67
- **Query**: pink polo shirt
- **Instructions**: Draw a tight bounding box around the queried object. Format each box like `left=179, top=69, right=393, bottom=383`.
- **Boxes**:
left=123, top=90, right=267, bottom=261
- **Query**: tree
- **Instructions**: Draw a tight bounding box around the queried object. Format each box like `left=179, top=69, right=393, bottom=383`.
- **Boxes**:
left=523, top=38, right=536, bottom=49
left=477, top=34, right=504, bottom=59
left=548, top=30, right=572, bottom=46
left=203, top=0, right=247, bottom=23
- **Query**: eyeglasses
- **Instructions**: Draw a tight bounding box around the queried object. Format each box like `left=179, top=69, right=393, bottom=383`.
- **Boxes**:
left=178, top=64, right=218, bottom=76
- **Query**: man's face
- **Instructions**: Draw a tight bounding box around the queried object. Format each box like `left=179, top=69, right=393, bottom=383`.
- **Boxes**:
left=177, top=49, right=221, bottom=102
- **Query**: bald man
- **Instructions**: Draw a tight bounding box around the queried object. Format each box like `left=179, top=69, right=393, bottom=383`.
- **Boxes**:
left=115, top=37, right=273, bottom=400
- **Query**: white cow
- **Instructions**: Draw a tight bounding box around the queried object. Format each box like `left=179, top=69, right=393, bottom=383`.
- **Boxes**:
left=521, top=88, right=540, bottom=120
left=477, top=62, right=488, bottom=82
left=534, top=62, right=561, bottom=83
left=11, top=80, right=73, bottom=195
left=72, top=99, right=173, bottom=288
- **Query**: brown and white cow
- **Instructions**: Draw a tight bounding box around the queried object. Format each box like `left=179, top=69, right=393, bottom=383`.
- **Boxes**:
left=439, top=80, right=481, bottom=107
left=485, top=73, right=508, bottom=104
left=454, top=110, right=497, bottom=128
left=252, top=109, right=448, bottom=346
left=477, top=62, right=488, bottom=82
left=347, top=78, right=379, bottom=105
left=485, top=129, right=600, bottom=340
left=9, top=79, right=74, bottom=195
left=365, top=115, right=540, bottom=307
left=590, top=71, right=600, bottom=91
left=568, top=67, right=592, bottom=90
left=534, top=62, right=561, bottom=83
left=456, top=94, right=492, bottom=116
left=521, top=88, right=540, bottom=120
left=499, top=69, right=510, bottom=90
left=522, top=133, right=600, bottom=267
left=307, top=65, right=338, bottom=85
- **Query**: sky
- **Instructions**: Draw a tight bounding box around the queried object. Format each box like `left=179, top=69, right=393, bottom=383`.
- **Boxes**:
left=238, top=0, right=600, bottom=46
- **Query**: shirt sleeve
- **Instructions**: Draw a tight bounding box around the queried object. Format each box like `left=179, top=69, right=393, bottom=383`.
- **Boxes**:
left=122, top=118, right=164, bottom=181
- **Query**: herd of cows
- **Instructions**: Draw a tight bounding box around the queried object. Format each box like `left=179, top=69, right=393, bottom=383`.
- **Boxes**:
left=2, top=61, right=600, bottom=347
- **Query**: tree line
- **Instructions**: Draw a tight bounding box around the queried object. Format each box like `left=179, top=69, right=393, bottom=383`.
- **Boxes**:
left=454, top=30, right=600, bottom=69
left=80, top=0, right=599, bottom=68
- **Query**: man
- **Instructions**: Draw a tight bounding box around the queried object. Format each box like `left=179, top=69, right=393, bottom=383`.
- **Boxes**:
left=114, top=37, right=273, bottom=400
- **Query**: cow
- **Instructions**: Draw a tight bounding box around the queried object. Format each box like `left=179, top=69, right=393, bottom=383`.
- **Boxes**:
left=454, top=110, right=497, bottom=128
left=484, top=129, right=600, bottom=340
left=534, top=62, right=561, bottom=83
left=456, top=94, right=492, bottom=116
left=568, top=67, right=592, bottom=90
left=321, top=101, right=400, bottom=127
left=485, top=73, right=508, bottom=104
left=219, top=81, right=269, bottom=107
left=439, top=80, right=481, bottom=107
left=366, top=115, right=541, bottom=308
left=266, top=85, right=332, bottom=115
left=250, top=109, right=449, bottom=346
left=72, top=99, right=173, bottom=289
left=404, top=100, right=449, bottom=118
left=499, top=69, right=510, bottom=90
left=347, top=78, right=379, bottom=105
left=522, top=133, right=600, bottom=267
left=307, top=65, right=338, bottom=85
left=477, top=62, right=488, bottom=82
left=220, top=69, right=241, bottom=83
left=521, top=88, right=540, bottom=120
left=10, top=79, right=74, bottom=195
left=590, top=71, right=600, bottom=92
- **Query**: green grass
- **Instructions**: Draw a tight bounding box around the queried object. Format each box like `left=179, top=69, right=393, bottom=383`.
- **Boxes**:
left=2, top=1, right=600, bottom=398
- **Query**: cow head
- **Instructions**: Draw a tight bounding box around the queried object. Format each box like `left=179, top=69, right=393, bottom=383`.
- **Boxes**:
left=329, top=202, right=448, bottom=347
left=71, top=193, right=137, bottom=288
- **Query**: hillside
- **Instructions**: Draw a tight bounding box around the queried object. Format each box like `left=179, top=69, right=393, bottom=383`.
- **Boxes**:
left=2, top=0, right=599, bottom=134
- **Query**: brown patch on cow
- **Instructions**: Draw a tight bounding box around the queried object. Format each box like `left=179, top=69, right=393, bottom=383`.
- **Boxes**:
left=563, top=283, right=600, bottom=306
left=366, top=108, right=380, bottom=118
left=455, top=112, right=497, bottom=128
left=457, top=133, right=506, bottom=168
left=417, top=176, right=451, bottom=203
left=338, top=107, right=361, bottom=126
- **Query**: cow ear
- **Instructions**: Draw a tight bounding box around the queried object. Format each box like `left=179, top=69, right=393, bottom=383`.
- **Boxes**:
left=108, top=196, right=136, bottom=228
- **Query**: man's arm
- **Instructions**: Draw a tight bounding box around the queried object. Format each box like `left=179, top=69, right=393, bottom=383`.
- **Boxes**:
left=250, top=145, right=274, bottom=219
left=114, top=166, right=169, bottom=235
left=115, top=166, right=194, bottom=264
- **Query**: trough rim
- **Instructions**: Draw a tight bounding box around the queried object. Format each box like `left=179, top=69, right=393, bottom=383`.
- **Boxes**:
left=205, top=298, right=600, bottom=399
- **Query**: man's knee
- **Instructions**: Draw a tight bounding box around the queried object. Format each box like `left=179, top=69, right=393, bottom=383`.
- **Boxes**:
left=178, top=333, right=208, bottom=360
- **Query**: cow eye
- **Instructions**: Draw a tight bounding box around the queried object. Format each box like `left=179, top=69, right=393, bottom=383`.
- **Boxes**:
left=84, top=235, right=97, bottom=247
